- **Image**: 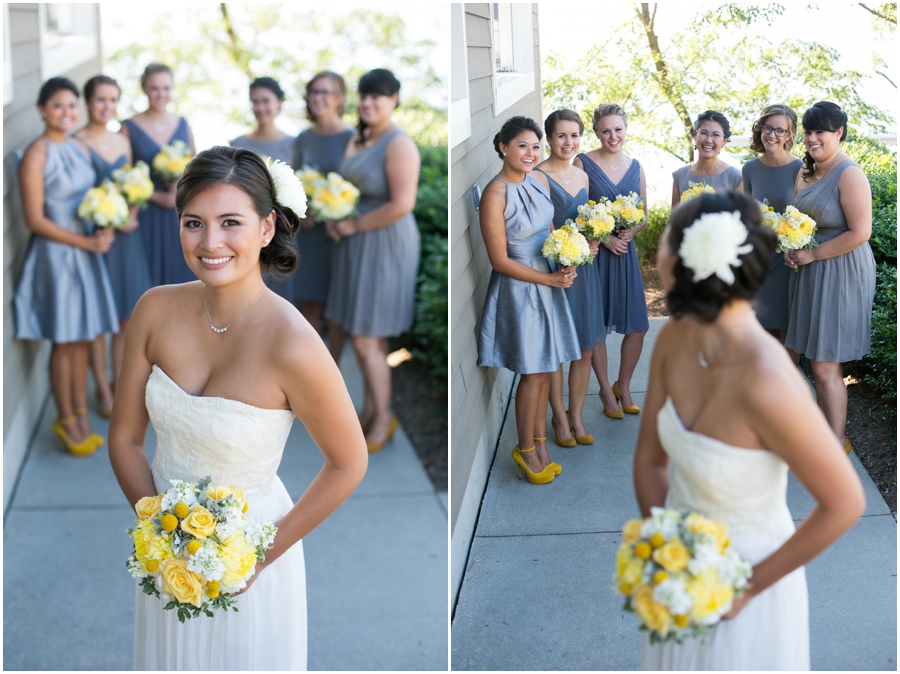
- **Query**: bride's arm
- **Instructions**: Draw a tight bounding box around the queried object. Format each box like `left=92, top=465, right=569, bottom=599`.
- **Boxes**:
left=633, top=321, right=673, bottom=516
left=108, top=290, right=162, bottom=508
left=725, top=362, right=865, bottom=617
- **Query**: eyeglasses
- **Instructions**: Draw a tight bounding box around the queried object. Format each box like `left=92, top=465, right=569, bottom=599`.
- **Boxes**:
left=696, top=130, right=723, bottom=140
left=761, top=124, right=789, bottom=138
left=308, top=89, right=335, bottom=98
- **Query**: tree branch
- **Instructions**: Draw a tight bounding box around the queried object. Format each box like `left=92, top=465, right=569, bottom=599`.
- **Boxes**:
left=220, top=3, right=253, bottom=78
left=859, top=3, right=897, bottom=24
left=876, top=69, right=898, bottom=88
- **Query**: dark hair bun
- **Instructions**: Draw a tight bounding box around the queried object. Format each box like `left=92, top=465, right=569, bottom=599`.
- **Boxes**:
left=493, top=115, right=543, bottom=159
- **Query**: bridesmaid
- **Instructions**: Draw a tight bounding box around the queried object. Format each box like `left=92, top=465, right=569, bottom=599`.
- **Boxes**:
left=121, top=62, right=196, bottom=286
left=75, top=75, right=152, bottom=417
left=323, top=69, right=421, bottom=452
left=477, top=115, right=580, bottom=484
left=14, top=77, right=118, bottom=455
left=534, top=109, right=604, bottom=447
left=574, top=104, right=649, bottom=419
left=230, top=76, right=297, bottom=302
left=784, top=102, right=876, bottom=454
left=292, top=71, right=354, bottom=349
left=741, top=104, right=803, bottom=344
left=671, top=110, right=743, bottom=205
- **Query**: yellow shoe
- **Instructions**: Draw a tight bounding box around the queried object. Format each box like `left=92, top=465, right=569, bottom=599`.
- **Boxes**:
left=551, top=418, right=576, bottom=447
left=511, top=445, right=554, bottom=484
left=534, top=437, right=561, bottom=475
left=73, top=408, right=104, bottom=449
left=600, top=391, right=624, bottom=419
left=569, top=424, right=594, bottom=445
left=52, top=417, right=98, bottom=457
left=612, top=382, right=640, bottom=414
left=366, top=415, right=398, bottom=453
left=844, top=437, right=853, bottom=455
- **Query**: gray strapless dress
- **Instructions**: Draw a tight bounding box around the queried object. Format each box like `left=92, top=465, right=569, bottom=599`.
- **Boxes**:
left=477, top=175, right=581, bottom=374
left=579, top=155, right=649, bottom=335
left=785, top=160, right=876, bottom=362
left=89, top=150, right=152, bottom=320
left=229, top=134, right=298, bottom=303
left=14, top=138, right=119, bottom=342
left=742, top=157, right=803, bottom=331
left=536, top=170, right=606, bottom=350
left=292, top=128, right=354, bottom=304
left=324, top=129, right=420, bottom=336
left=672, top=164, right=743, bottom=194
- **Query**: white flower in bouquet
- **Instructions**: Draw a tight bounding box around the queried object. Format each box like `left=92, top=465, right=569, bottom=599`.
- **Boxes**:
left=541, top=224, right=592, bottom=268
left=77, top=180, right=130, bottom=228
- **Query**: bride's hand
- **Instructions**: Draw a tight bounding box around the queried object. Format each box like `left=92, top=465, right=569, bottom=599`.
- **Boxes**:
left=721, top=587, right=754, bottom=620
left=232, top=559, right=270, bottom=596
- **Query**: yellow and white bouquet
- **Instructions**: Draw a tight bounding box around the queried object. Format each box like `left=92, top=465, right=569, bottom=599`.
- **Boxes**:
left=773, top=205, right=817, bottom=271
left=308, top=172, right=360, bottom=221
left=152, top=140, right=192, bottom=183
left=607, top=191, right=645, bottom=230
left=111, top=161, right=154, bottom=209
left=126, top=477, right=277, bottom=622
left=756, top=199, right=779, bottom=230
left=77, top=180, right=130, bottom=228
left=295, top=166, right=325, bottom=198
left=679, top=181, right=716, bottom=203
left=613, top=507, right=752, bottom=644
left=542, top=224, right=592, bottom=268
left=566, top=199, right=615, bottom=243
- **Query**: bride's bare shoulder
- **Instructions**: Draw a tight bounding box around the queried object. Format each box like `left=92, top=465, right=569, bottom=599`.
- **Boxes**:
left=265, top=296, right=332, bottom=368
left=130, top=283, right=200, bottom=324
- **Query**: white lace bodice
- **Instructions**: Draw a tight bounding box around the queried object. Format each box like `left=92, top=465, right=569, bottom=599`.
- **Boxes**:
left=145, top=365, right=295, bottom=499
left=658, top=397, right=794, bottom=548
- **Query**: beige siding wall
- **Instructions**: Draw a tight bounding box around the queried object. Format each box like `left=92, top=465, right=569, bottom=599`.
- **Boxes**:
left=4, top=4, right=102, bottom=509
left=450, top=3, right=543, bottom=597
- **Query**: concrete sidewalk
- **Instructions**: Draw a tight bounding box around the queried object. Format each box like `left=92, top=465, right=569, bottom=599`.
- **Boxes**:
left=452, top=317, right=896, bottom=670
left=3, top=350, right=448, bottom=671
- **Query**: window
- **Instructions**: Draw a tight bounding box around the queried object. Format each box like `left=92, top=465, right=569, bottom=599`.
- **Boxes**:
left=489, top=3, right=534, bottom=117
left=4, top=5, right=12, bottom=106
left=40, top=4, right=98, bottom=80
left=450, top=4, right=471, bottom=148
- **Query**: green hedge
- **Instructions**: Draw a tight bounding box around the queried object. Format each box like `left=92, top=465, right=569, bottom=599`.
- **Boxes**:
left=866, top=262, right=896, bottom=406
left=636, top=203, right=670, bottom=267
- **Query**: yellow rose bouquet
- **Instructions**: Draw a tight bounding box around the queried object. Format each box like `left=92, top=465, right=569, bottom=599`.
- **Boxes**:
left=151, top=140, right=193, bottom=183
left=773, top=205, right=817, bottom=272
left=308, top=172, right=360, bottom=222
left=111, top=161, right=154, bottom=210
left=607, top=191, right=645, bottom=231
left=542, top=224, right=593, bottom=268
left=566, top=199, right=615, bottom=243
left=126, top=477, right=277, bottom=622
left=295, top=166, right=325, bottom=198
left=679, top=181, right=716, bottom=203
left=613, top=507, right=752, bottom=644
left=77, top=180, right=130, bottom=229
left=756, top=199, right=779, bottom=230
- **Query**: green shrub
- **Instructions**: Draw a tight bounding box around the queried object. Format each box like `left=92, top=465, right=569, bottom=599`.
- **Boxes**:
left=636, top=203, right=670, bottom=267
left=412, top=234, right=448, bottom=392
left=863, top=263, right=897, bottom=408
left=415, top=144, right=448, bottom=238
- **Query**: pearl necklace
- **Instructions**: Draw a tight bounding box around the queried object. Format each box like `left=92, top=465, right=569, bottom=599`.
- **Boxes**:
left=203, top=287, right=265, bottom=334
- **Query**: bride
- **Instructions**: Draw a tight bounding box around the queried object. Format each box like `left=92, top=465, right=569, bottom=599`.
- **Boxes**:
left=109, top=146, right=368, bottom=670
left=633, top=191, right=864, bottom=670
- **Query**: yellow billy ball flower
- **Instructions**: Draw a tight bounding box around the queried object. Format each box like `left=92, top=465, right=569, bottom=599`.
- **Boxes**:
left=146, top=559, right=160, bottom=573
left=674, top=614, right=689, bottom=628
left=649, top=533, right=665, bottom=548
left=653, top=571, right=668, bottom=584
left=160, top=514, right=178, bottom=532
left=186, top=540, right=202, bottom=555
left=205, top=580, right=221, bottom=599
left=634, top=541, right=652, bottom=560
left=620, top=582, right=634, bottom=595
left=242, top=501, right=249, bottom=514
left=173, top=502, right=189, bottom=519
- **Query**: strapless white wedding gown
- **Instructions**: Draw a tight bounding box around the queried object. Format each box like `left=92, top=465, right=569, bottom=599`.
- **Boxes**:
left=134, top=365, right=307, bottom=670
left=640, top=397, right=809, bottom=671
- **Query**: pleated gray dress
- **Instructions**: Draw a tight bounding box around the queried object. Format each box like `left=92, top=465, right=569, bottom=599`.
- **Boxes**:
left=785, top=161, right=876, bottom=362
left=672, top=164, right=743, bottom=194
left=229, top=134, right=297, bottom=302
left=323, top=129, right=420, bottom=337
left=89, top=150, right=152, bottom=320
left=292, top=128, right=354, bottom=304
left=535, top=170, right=606, bottom=350
left=579, top=155, right=649, bottom=335
left=476, top=175, right=581, bottom=374
left=742, top=157, right=803, bottom=331
left=14, top=138, right=119, bottom=342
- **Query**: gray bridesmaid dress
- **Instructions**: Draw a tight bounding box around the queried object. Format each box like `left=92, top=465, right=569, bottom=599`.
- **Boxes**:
left=89, top=150, right=152, bottom=320
left=535, top=170, right=606, bottom=351
left=14, top=138, right=119, bottom=342
left=672, top=164, right=743, bottom=194
left=229, top=134, right=297, bottom=302
left=741, top=157, right=803, bottom=331
left=785, top=160, right=876, bottom=362
left=323, top=129, right=419, bottom=336
left=476, top=175, right=581, bottom=374
left=292, top=128, right=354, bottom=304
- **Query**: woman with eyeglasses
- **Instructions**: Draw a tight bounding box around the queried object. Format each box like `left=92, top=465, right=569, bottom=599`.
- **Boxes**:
left=741, top=105, right=803, bottom=343
left=671, top=110, right=743, bottom=207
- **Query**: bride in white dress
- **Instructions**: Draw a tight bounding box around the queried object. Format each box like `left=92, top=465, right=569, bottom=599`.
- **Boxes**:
left=633, top=191, right=864, bottom=670
left=109, top=147, right=368, bottom=670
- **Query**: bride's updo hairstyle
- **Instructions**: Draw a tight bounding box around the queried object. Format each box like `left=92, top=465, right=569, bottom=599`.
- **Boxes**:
left=175, top=146, right=301, bottom=278
left=493, top=116, right=542, bottom=159
left=800, top=101, right=848, bottom=180
left=665, top=192, right=775, bottom=322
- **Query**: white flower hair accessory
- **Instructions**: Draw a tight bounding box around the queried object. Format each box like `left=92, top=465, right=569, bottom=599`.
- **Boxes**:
left=678, top=210, right=753, bottom=285
left=264, top=157, right=308, bottom=218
